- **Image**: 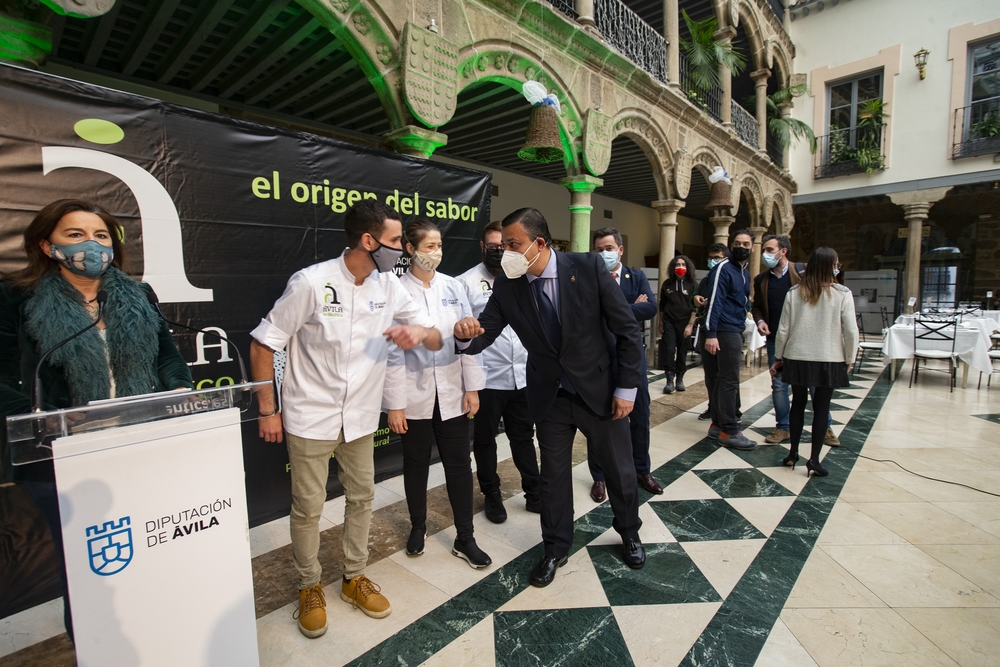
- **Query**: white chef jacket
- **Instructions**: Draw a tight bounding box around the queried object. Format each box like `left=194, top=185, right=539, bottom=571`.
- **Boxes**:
left=456, top=263, right=528, bottom=391
left=250, top=253, right=434, bottom=442
left=382, top=270, right=486, bottom=421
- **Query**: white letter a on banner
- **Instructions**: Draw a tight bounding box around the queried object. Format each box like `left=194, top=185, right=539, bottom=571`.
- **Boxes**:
left=42, top=146, right=213, bottom=303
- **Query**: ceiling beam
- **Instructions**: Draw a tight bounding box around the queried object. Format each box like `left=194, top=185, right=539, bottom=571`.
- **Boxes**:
left=243, top=35, right=342, bottom=105
left=121, top=0, right=183, bottom=76
left=156, top=0, right=237, bottom=84
left=189, top=0, right=291, bottom=92
left=83, top=1, right=123, bottom=66
left=216, top=12, right=318, bottom=99
left=270, top=51, right=357, bottom=110
left=293, top=75, right=372, bottom=117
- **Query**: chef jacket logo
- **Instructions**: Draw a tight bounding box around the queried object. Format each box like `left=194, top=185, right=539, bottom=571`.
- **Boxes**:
left=322, top=283, right=344, bottom=317
left=441, top=297, right=459, bottom=307
left=86, top=516, right=134, bottom=576
left=369, top=300, right=386, bottom=312
left=480, top=279, right=492, bottom=296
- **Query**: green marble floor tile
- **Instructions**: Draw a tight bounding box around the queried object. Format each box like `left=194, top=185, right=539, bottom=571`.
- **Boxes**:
left=649, top=499, right=765, bottom=542
left=570, top=504, right=615, bottom=555
left=588, top=542, right=721, bottom=606
left=494, top=607, right=634, bottom=667
left=973, top=413, right=1000, bottom=425
left=731, top=442, right=795, bottom=468
left=694, top=468, right=795, bottom=498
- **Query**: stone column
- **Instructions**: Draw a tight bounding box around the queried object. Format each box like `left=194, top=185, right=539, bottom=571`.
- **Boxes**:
left=778, top=101, right=793, bottom=169
left=0, top=11, right=52, bottom=68
left=384, top=126, right=447, bottom=159
left=749, top=226, right=767, bottom=278
left=576, top=0, right=596, bottom=27
left=664, top=0, right=679, bottom=87
left=560, top=175, right=604, bottom=252
left=652, top=199, right=685, bottom=283
left=715, top=26, right=736, bottom=127
left=888, top=188, right=952, bottom=314
left=751, top=68, right=771, bottom=152
left=710, top=215, right=735, bottom=246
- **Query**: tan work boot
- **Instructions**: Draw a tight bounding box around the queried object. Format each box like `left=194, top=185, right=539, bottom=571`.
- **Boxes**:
left=764, top=429, right=790, bottom=444
left=824, top=428, right=840, bottom=447
left=294, top=584, right=327, bottom=638
left=341, top=574, right=392, bottom=618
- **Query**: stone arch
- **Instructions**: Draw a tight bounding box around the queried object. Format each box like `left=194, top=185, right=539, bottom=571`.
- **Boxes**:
left=690, top=146, right=726, bottom=180
left=609, top=108, right=674, bottom=200
left=303, top=0, right=407, bottom=130
left=772, top=190, right=793, bottom=234
left=726, top=0, right=769, bottom=71
left=455, top=40, right=584, bottom=170
left=736, top=172, right=763, bottom=227
left=768, top=39, right=793, bottom=89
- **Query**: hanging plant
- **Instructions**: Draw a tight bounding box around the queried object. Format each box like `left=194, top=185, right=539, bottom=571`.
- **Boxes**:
left=765, top=84, right=817, bottom=154
left=680, top=9, right=746, bottom=90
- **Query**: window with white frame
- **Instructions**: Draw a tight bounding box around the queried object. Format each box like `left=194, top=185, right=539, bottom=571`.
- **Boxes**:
left=817, top=70, right=885, bottom=177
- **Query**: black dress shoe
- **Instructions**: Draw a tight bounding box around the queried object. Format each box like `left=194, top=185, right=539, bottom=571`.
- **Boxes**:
left=529, top=555, right=568, bottom=587
left=590, top=481, right=607, bottom=503
left=637, top=473, right=664, bottom=495
left=623, top=538, right=645, bottom=569
left=524, top=497, right=542, bottom=514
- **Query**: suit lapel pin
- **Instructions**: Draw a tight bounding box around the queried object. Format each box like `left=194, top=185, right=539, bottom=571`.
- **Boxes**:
left=570, top=275, right=576, bottom=283
left=625, top=273, right=630, bottom=279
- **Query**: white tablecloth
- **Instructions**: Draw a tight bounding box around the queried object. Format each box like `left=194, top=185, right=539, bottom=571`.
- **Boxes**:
left=983, top=310, right=1000, bottom=324
left=882, top=323, right=994, bottom=374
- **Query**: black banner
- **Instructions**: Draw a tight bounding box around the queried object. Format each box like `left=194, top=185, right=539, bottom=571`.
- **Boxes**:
left=0, top=63, right=490, bottom=536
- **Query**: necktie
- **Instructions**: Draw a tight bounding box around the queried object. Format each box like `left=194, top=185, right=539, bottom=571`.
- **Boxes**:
left=531, top=278, right=575, bottom=393
left=612, top=271, right=618, bottom=280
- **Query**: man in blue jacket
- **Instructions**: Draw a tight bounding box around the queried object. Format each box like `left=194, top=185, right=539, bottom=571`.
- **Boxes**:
left=587, top=228, right=663, bottom=500
left=702, top=229, right=757, bottom=450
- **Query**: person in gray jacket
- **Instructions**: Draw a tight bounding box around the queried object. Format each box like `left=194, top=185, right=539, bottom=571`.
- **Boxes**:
left=771, top=247, right=859, bottom=478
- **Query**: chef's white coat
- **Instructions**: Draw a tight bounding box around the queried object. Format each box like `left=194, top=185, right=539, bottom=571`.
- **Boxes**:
left=456, top=263, right=528, bottom=391
left=251, top=253, right=435, bottom=442
left=382, top=270, right=485, bottom=421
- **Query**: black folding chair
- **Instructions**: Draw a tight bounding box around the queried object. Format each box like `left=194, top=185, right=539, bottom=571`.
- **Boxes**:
left=909, top=316, right=959, bottom=392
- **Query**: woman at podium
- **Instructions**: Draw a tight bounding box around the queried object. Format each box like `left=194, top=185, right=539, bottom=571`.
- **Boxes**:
left=0, top=199, right=194, bottom=639
left=382, top=219, right=492, bottom=569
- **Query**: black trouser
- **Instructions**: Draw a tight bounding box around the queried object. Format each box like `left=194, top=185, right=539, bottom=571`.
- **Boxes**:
left=790, top=385, right=834, bottom=463
left=473, top=387, right=541, bottom=502
left=705, top=331, right=744, bottom=435
left=23, top=480, right=73, bottom=641
left=536, top=390, right=641, bottom=558
left=589, top=351, right=652, bottom=480
left=661, top=318, right=689, bottom=375
left=401, top=400, right=475, bottom=542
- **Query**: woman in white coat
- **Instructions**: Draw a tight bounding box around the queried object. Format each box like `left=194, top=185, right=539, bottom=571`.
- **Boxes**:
left=771, top=247, right=858, bottom=477
left=384, top=219, right=491, bottom=568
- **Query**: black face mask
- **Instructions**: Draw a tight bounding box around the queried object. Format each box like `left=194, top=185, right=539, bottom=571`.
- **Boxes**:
left=731, top=246, right=751, bottom=262
left=483, top=247, right=504, bottom=271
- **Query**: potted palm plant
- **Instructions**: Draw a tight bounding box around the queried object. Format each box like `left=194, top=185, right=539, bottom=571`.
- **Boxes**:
left=680, top=10, right=746, bottom=97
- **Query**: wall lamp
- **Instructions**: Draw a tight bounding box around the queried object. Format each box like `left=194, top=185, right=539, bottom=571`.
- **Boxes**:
left=914, top=48, right=930, bottom=80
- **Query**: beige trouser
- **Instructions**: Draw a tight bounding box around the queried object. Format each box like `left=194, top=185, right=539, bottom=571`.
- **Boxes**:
left=286, top=431, right=375, bottom=589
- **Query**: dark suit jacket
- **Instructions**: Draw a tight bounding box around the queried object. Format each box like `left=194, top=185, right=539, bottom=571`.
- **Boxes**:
left=460, top=250, right=643, bottom=423
left=751, top=261, right=804, bottom=327
left=618, top=266, right=657, bottom=324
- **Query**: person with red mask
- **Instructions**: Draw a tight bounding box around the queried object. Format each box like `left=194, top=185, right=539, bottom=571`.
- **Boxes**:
left=658, top=255, right=697, bottom=394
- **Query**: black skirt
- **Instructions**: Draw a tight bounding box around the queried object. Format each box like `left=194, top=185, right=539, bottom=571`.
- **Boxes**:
left=782, top=358, right=850, bottom=388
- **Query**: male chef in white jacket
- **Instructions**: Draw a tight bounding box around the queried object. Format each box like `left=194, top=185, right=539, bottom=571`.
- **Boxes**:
left=250, top=200, right=443, bottom=639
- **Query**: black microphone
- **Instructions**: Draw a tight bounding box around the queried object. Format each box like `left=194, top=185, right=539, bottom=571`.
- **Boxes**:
left=145, top=290, right=249, bottom=386
left=33, top=290, right=108, bottom=412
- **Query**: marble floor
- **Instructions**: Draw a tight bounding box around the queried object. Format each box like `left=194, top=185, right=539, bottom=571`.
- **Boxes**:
left=2, top=357, right=999, bottom=667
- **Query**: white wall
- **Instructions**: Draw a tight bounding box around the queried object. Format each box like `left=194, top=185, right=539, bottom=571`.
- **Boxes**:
left=788, top=0, right=1000, bottom=197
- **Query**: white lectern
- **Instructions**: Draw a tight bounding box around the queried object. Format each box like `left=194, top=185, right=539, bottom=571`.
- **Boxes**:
left=7, top=383, right=269, bottom=667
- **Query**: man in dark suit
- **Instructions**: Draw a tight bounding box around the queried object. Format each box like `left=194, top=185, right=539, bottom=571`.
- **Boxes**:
left=588, top=227, right=663, bottom=500
left=454, top=208, right=645, bottom=587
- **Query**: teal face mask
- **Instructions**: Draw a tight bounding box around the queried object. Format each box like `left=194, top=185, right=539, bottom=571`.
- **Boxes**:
left=707, top=258, right=722, bottom=270
left=50, top=240, right=113, bottom=277
left=599, top=250, right=620, bottom=271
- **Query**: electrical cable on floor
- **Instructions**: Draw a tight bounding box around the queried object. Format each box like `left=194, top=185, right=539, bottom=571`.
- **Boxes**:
left=837, top=445, right=1000, bottom=498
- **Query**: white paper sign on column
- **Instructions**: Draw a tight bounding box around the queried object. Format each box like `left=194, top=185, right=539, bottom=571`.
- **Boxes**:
left=53, top=408, right=259, bottom=667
